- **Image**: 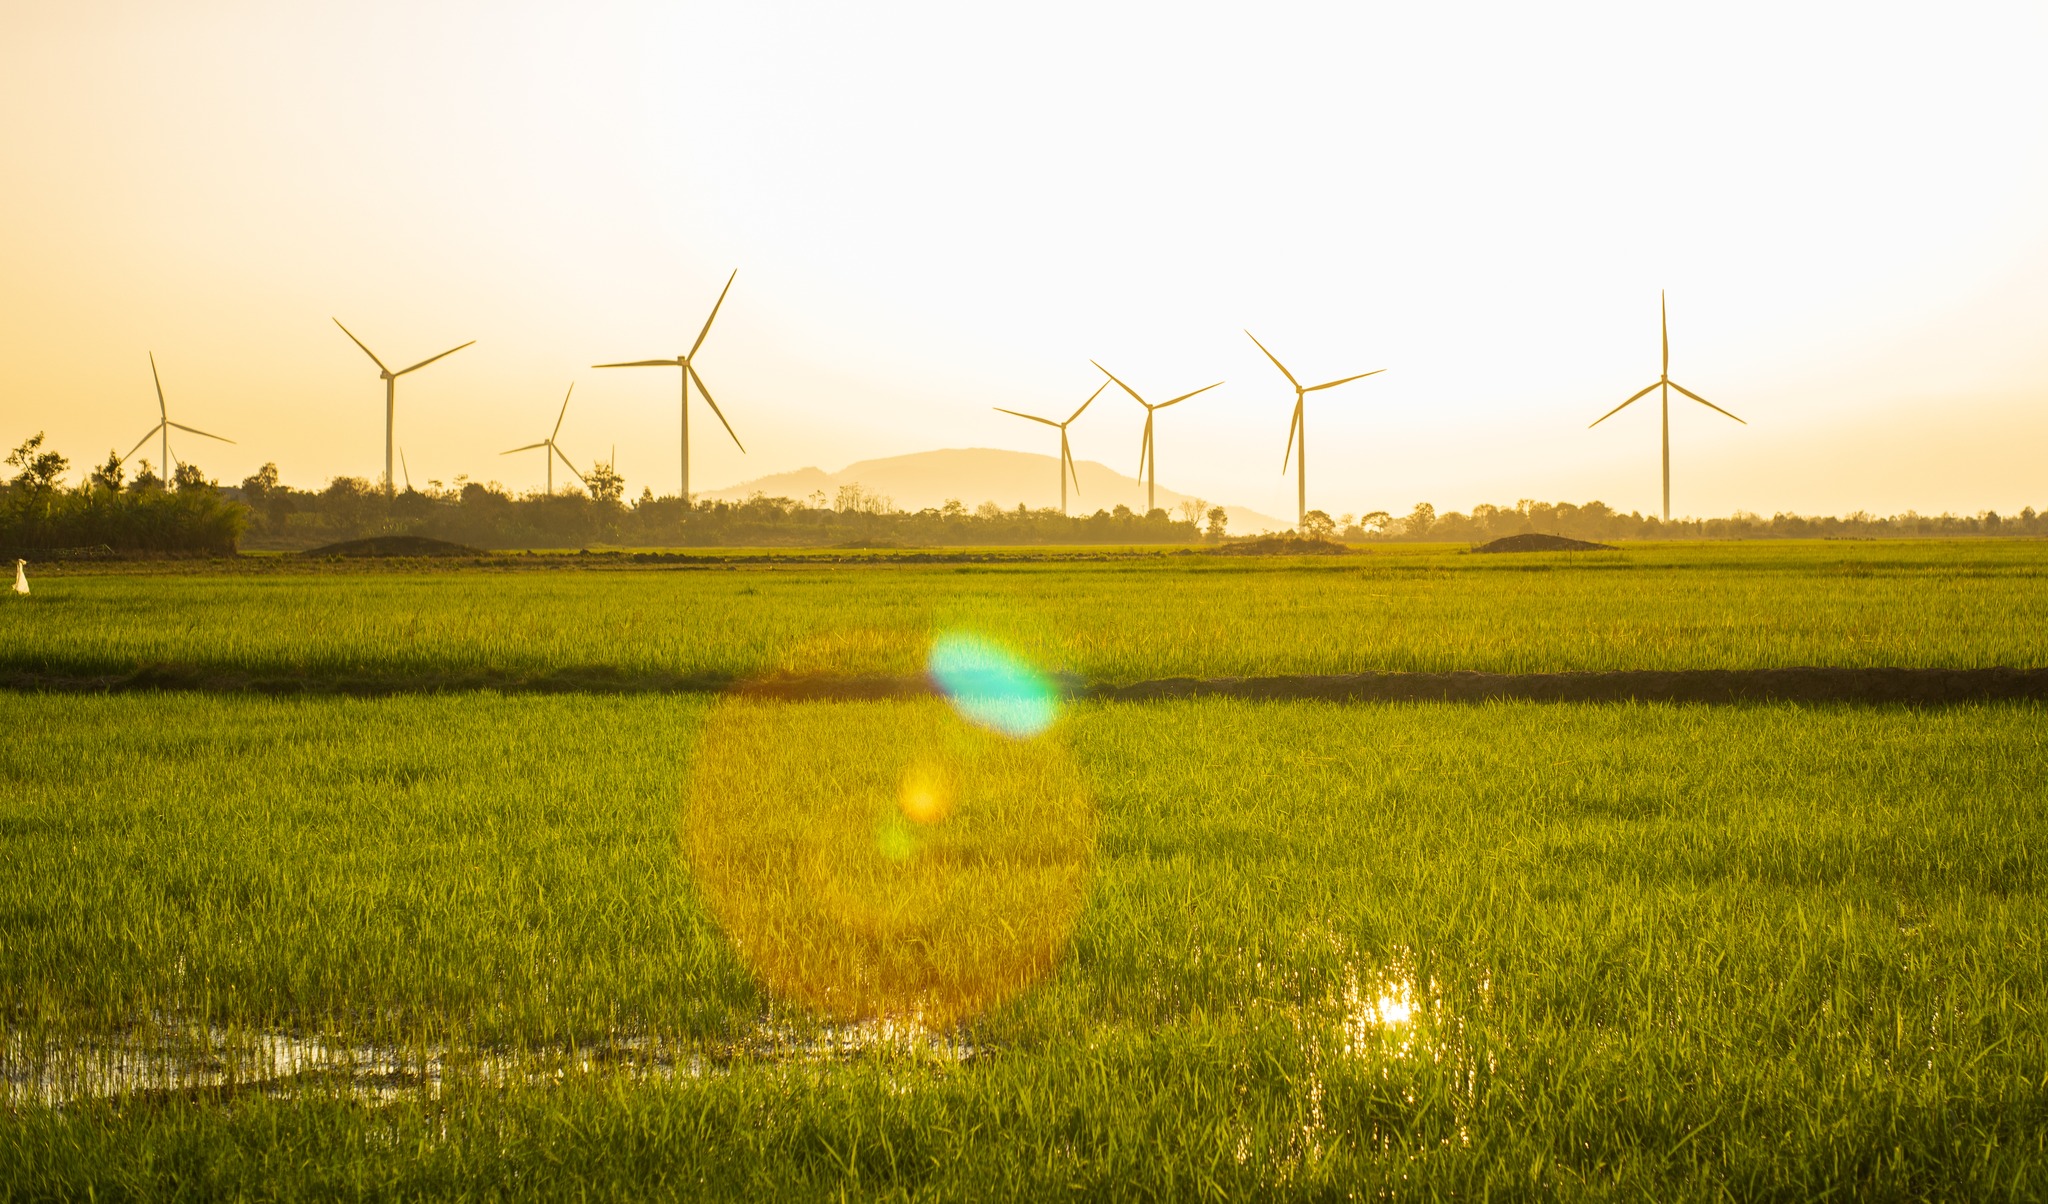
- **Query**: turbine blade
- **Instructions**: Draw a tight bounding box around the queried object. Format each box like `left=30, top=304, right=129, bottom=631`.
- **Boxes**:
left=689, top=363, right=745, bottom=453
left=1064, top=380, right=1109, bottom=426
left=1065, top=437, right=1082, bottom=495
left=121, top=425, right=164, bottom=463
left=1244, top=330, right=1301, bottom=390
left=1588, top=381, right=1661, bottom=428
left=1155, top=381, right=1222, bottom=408
left=592, top=359, right=682, bottom=369
left=689, top=269, right=737, bottom=359
left=553, top=443, right=589, bottom=485
left=149, top=352, right=167, bottom=419
left=502, top=442, right=548, bottom=455
left=1090, top=360, right=1147, bottom=406
left=1661, top=291, right=1669, bottom=378
left=400, top=448, right=411, bottom=490
left=1138, top=416, right=1153, bottom=478
left=1304, top=369, right=1385, bottom=392
left=165, top=422, right=234, bottom=443
left=333, top=319, right=391, bottom=373
left=395, top=340, right=475, bottom=376
left=552, top=382, right=574, bottom=440
left=1282, top=401, right=1301, bottom=473
left=994, top=407, right=1060, bottom=428
left=1668, top=380, right=1747, bottom=424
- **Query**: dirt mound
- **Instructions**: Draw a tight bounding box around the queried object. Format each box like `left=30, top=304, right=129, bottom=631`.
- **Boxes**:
left=303, top=536, right=483, bottom=558
left=1214, top=536, right=1353, bottom=556
left=1472, top=533, right=1615, bottom=554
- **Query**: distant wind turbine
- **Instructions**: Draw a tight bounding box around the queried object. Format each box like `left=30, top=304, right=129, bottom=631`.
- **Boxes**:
left=332, top=320, right=474, bottom=499
left=502, top=384, right=589, bottom=495
left=1091, top=362, right=1221, bottom=514
left=1245, top=332, right=1382, bottom=530
left=593, top=269, right=745, bottom=501
left=993, top=381, right=1106, bottom=515
left=1588, top=292, right=1745, bottom=521
left=122, top=353, right=235, bottom=478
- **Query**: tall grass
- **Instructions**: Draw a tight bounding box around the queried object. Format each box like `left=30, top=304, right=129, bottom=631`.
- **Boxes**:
left=5, top=540, right=2047, bottom=684
left=3, top=693, right=2044, bottom=1197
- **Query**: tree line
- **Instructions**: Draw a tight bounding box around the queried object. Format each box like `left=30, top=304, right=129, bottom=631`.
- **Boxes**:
left=5, top=433, right=2045, bottom=554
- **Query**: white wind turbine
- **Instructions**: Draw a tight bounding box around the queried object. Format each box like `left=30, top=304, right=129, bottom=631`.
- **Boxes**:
left=993, top=381, right=1106, bottom=515
left=1588, top=291, right=1746, bottom=521
left=121, top=353, right=235, bottom=479
left=1090, top=362, right=1221, bottom=514
left=1245, top=331, right=1382, bottom=529
left=501, top=384, right=589, bottom=495
left=332, top=320, right=474, bottom=499
left=592, top=269, right=745, bottom=501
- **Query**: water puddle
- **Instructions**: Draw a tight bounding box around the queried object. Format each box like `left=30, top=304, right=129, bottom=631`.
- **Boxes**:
left=4, top=1015, right=973, bottom=1106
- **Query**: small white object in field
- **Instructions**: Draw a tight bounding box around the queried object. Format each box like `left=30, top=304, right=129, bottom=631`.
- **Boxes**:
left=12, top=559, right=26, bottom=596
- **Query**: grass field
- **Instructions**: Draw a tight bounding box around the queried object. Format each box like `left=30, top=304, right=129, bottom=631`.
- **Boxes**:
left=5, top=688, right=2046, bottom=1199
left=5, top=541, right=2047, bottom=686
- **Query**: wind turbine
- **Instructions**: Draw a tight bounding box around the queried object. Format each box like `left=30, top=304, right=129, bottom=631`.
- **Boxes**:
left=332, top=320, right=474, bottom=499
left=1588, top=292, right=1745, bottom=521
left=1090, top=362, right=1221, bottom=514
left=993, top=381, right=1106, bottom=515
left=592, top=269, right=745, bottom=502
left=122, top=353, right=235, bottom=479
left=501, top=384, right=588, bottom=495
left=1245, top=332, right=1382, bottom=530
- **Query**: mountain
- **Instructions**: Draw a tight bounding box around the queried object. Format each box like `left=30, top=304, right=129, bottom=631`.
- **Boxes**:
left=701, top=448, right=1291, bottom=534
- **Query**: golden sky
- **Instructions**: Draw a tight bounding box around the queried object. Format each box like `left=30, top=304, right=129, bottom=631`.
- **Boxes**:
left=4, top=0, right=2045, bottom=517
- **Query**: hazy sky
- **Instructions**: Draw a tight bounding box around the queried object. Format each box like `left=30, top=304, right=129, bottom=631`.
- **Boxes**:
left=4, top=0, right=2046, bottom=518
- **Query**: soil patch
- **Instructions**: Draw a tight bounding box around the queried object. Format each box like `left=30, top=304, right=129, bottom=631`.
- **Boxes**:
left=1214, top=536, right=1354, bottom=556
left=303, top=536, right=484, bottom=558
left=1472, top=533, right=1615, bottom=553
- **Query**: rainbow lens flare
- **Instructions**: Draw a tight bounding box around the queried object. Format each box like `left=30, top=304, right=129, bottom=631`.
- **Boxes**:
left=926, top=632, right=1060, bottom=738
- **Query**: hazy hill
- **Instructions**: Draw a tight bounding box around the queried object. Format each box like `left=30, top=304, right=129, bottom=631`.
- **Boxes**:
left=702, top=448, right=1290, bottom=534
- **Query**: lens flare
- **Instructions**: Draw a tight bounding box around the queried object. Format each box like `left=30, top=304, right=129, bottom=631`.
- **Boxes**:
left=685, top=696, right=1093, bottom=1027
left=926, top=632, right=1060, bottom=738
left=898, top=762, right=953, bottom=824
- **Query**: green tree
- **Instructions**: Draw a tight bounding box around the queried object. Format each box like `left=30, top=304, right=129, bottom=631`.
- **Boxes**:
left=586, top=459, right=626, bottom=505
left=1301, top=509, right=1337, bottom=540
left=89, top=451, right=126, bottom=492
left=6, top=433, right=68, bottom=492
left=1204, top=505, right=1229, bottom=541
left=1404, top=502, right=1436, bottom=537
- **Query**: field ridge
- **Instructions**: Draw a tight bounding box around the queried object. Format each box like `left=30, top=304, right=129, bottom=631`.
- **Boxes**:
left=6, top=664, right=2048, bottom=704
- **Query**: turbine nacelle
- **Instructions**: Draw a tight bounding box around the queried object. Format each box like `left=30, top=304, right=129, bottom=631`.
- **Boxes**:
left=993, top=380, right=1105, bottom=514
left=1585, top=291, right=1747, bottom=521
left=591, top=269, right=744, bottom=499
left=123, top=353, right=235, bottom=469
left=1245, top=330, right=1382, bottom=527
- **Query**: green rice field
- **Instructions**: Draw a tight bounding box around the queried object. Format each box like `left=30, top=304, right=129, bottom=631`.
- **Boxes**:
left=5, top=541, right=2047, bottom=685
left=4, top=542, right=2047, bottom=1198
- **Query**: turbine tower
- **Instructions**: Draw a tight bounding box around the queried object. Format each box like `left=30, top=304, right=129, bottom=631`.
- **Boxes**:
left=332, top=320, right=474, bottom=498
left=593, top=269, right=745, bottom=502
left=122, top=353, right=235, bottom=477
left=1245, top=332, right=1382, bottom=529
left=501, top=383, right=589, bottom=495
left=994, top=381, right=1106, bottom=515
left=1090, top=362, right=1220, bottom=514
left=1588, top=292, right=1746, bottom=521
